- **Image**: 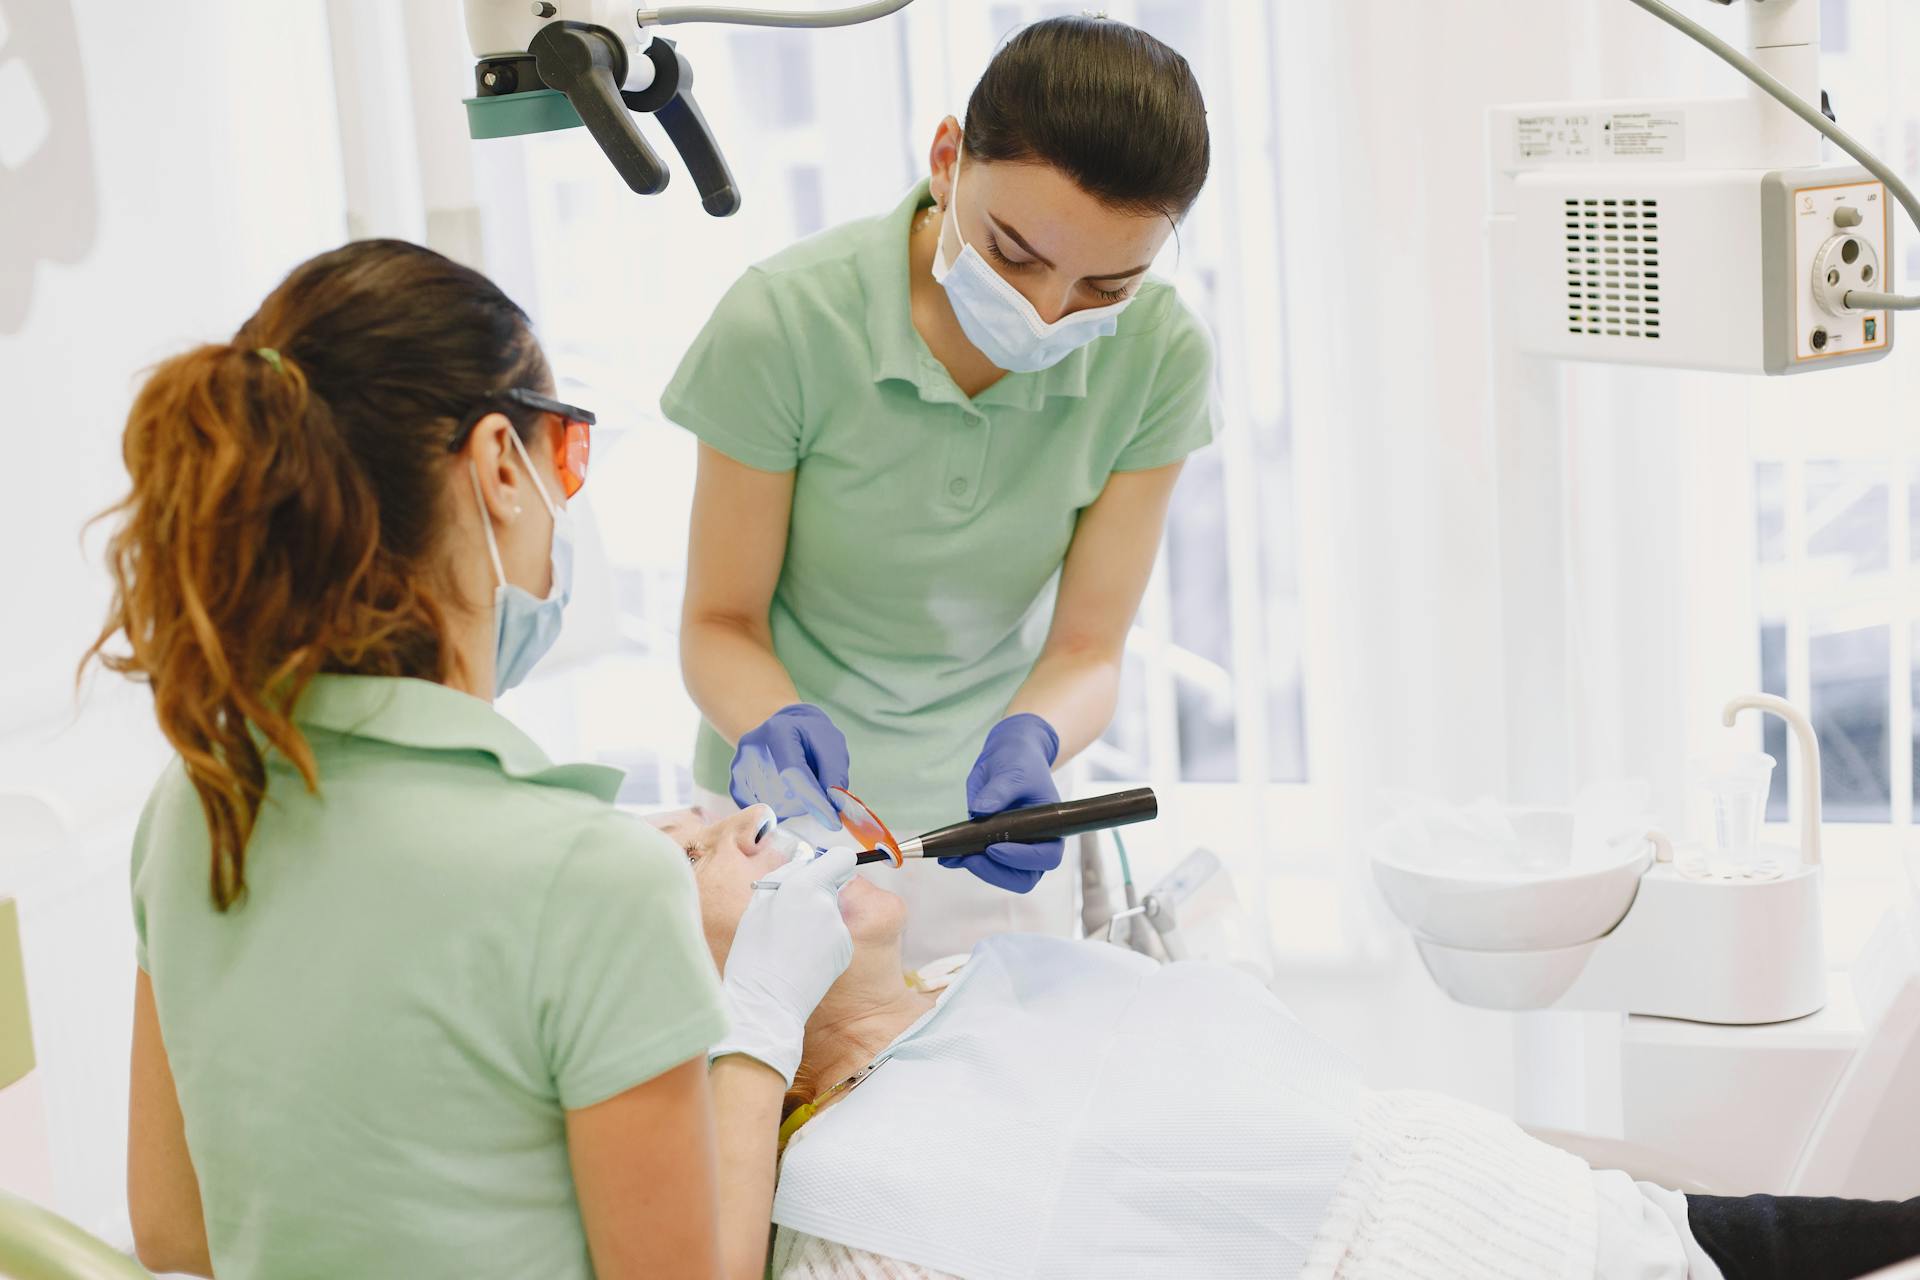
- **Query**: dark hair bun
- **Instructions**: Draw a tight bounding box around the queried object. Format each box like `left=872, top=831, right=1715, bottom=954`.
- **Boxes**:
left=963, top=15, right=1210, bottom=220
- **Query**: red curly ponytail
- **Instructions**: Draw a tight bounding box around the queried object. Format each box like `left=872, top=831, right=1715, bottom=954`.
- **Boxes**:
left=84, top=240, right=548, bottom=909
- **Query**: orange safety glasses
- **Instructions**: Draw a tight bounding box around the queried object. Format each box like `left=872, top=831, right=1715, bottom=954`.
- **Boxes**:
left=451, top=386, right=596, bottom=499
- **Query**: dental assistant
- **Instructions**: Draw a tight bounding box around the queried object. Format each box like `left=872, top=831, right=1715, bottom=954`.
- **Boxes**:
left=94, top=240, right=834, bottom=1280
left=670, top=16, right=1217, bottom=960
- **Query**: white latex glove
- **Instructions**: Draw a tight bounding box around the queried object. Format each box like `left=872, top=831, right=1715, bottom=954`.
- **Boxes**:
left=710, top=846, right=858, bottom=1086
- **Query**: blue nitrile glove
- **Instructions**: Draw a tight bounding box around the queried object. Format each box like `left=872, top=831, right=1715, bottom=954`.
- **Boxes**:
left=710, top=846, right=859, bottom=1086
left=940, top=713, right=1063, bottom=894
left=730, top=703, right=850, bottom=829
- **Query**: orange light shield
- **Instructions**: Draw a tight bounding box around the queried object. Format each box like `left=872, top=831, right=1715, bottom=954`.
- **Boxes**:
left=830, top=787, right=903, bottom=866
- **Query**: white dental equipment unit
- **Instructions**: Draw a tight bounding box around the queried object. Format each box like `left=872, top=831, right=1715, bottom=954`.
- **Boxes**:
left=1104, top=847, right=1275, bottom=981
left=1493, top=0, right=1913, bottom=374
left=1373, top=694, right=1826, bottom=1024
left=1371, top=705, right=1920, bottom=1196
left=1408, top=0, right=1920, bottom=1197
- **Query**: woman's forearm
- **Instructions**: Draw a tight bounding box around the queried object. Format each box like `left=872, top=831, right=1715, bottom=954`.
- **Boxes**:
left=1003, top=464, right=1182, bottom=767
left=681, top=614, right=803, bottom=745
left=1004, top=643, right=1124, bottom=764
left=128, top=972, right=214, bottom=1277
left=710, top=1055, right=788, bottom=1280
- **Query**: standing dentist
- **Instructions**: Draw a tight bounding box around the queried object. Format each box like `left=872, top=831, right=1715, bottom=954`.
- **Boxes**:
left=669, top=15, right=1217, bottom=961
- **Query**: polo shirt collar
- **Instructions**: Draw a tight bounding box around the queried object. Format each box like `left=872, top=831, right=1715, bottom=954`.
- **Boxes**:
left=293, top=674, right=624, bottom=802
left=857, top=180, right=1095, bottom=413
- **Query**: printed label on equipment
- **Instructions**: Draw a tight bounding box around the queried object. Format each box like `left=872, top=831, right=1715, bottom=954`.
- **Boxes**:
left=1601, top=112, right=1685, bottom=161
left=1515, top=113, right=1596, bottom=162
left=1514, top=111, right=1685, bottom=163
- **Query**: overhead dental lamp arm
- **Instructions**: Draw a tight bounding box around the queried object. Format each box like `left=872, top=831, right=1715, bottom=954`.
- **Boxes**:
left=1723, top=693, right=1822, bottom=865
left=1628, top=0, right=1920, bottom=313
left=636, top=0, right=916, bottom=28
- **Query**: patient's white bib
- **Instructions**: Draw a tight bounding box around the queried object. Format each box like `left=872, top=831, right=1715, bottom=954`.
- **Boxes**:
left=773, top=935, right=1363, bottom=1279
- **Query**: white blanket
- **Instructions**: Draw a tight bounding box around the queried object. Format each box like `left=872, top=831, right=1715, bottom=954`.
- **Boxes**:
left=776, top=1086, right=1721, bottom=1278
left=773, top=935, right=1363, bottom=1279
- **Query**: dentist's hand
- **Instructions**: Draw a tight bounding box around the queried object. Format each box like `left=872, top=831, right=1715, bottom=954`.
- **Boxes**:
left=730, top=704, right=850, bottom=829
left=710, top=847, right=858, bottom=1086
left=941, top=714, right=1063, bottom=894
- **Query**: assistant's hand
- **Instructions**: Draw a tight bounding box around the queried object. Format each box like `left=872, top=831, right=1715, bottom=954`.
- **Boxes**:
left=729, top=703, right=850, bottom=829
left=709, top=847, right=858, bottom=1086
left=941, top=713, right=1063, bottom=894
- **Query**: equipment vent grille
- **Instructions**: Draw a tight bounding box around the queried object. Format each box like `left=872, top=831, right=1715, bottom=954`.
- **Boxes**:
left=1564, top=197, right=1661, bottom=339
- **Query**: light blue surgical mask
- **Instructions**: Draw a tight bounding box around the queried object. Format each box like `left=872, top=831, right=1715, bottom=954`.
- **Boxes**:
left=930, top=148, right=1133, bottom=373
left=470, top=428, right=573, bottom=696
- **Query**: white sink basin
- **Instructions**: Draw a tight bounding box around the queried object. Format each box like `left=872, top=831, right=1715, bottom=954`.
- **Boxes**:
left=1370, top=809, right=1655, bottom=951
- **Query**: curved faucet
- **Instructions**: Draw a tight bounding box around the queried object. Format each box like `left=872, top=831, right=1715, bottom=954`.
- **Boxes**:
left=1722, top=693, right=1822, bottom=866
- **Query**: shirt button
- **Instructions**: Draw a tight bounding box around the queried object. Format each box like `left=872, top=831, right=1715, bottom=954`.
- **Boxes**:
left=949, top=477, right=969, bottom=496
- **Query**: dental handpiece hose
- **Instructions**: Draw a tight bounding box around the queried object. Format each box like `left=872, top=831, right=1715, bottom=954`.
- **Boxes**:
left=858, top=787, right=1159, bottom=865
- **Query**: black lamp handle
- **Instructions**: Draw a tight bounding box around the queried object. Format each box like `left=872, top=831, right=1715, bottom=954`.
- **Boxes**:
left=531, top=23, right=670, bottom=196
left=624, top=39, right=740, bottom=216
left=912, top=788, right=1158, bottom=860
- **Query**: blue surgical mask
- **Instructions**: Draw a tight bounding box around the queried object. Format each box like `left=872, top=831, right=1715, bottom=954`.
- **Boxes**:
left=930, top=148, right=1133, bottom=373
left=470, top=429, right=573, bottom=696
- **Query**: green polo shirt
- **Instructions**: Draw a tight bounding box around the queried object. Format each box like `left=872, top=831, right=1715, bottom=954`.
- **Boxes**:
left=663, top=181, right=1217, bottom=837
left=131, top=675, right=725, bottom=1280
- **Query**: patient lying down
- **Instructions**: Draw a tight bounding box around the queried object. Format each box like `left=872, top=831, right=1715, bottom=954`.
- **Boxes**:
left=667, top=809, right=1920, bottom=1280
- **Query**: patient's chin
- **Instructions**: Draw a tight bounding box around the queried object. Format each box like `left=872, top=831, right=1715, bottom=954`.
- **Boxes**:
left=839, top=875, right=907, bottom=944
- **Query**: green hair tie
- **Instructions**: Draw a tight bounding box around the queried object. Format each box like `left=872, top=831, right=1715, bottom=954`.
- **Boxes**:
left=254, top=347, right=286, bottom=374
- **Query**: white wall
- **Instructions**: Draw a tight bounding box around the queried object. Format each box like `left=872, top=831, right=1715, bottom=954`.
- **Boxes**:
left=0, top=0, right=350, bottom=1238
left=1, top=0, right=350, bottom=800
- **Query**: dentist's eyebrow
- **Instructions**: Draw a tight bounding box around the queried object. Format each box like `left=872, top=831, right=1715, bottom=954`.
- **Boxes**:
left=989, top=212, right=1151, bottom=282
left=986, top=214, right=1055, bottom=268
